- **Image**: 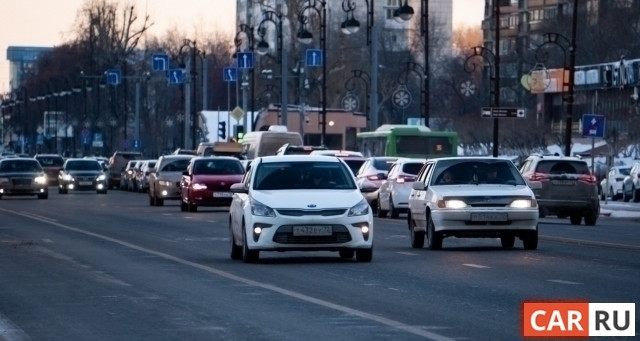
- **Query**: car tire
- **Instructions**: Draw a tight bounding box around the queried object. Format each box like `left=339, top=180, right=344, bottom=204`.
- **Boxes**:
left=623, top=187, right=631, bottom=202
left=180, top=200, right=188, bottom=212
left=426, top=215, right=442, bottom=250
left=242, top=226, right=259, bottom=263
left=149, top=193, right=156, bottom=206
left=522, top=227, right=538, bottom=250
left=389, top=196, right=399, bottom=219
left=500, top=236, right=515, bottom=249
left=634, top=187, right=640, bottom=203
left=376, top=196, right=388, bottom=218
left=188, top=201, right=197, bottom=212
left=60, top=188, right=68, bottom=195
left=355, top=248, right=373, bottom=262
left=339, top=250, right=354, bottom=259
left=230, top=219, right=243, bottom=260
left=98, top=190, right=107, bottom=194
left=610, top=187, right=617, bottom=201
left=570, top=214, right=582, bottom=225
left=37, top=193, right=48, bottom=199
left=409, top=218, right=425, bottom=249
left=156, top=197, right=164, bottom=206
left=584, top=209, right=598, bottom=226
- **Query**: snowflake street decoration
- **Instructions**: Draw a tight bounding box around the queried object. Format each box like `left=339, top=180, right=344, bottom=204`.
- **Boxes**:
left=342, top=93, right=359, bottom=112
left=461, top=80, right=476, bottom=97
left=393, top=86, right=411, bottom=109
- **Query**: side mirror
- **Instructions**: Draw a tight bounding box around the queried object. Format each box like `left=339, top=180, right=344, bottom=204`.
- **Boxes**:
left=230, top=182, right=248, bottom=193
left=412, top=181, right=426, bottom=190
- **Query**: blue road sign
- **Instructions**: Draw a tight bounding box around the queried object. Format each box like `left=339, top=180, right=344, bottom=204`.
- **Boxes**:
left=306, top=49, right=323, bottom=67
left=581, top=114, right=605, bottom=138
left=223, top=67, right=237, bottom=82
left=106, top=69, right=121, bottom=85
left=237, top=52, right=254, bottom=69
left=152, top=53, right=169, bottom=71
left=167, top=69, right=184, bottom=84
left=133, top=139, right=141, bottom=149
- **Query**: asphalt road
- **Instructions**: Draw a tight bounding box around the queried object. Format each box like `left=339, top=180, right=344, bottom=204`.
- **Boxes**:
left=1, top=189, right=638, bottom=341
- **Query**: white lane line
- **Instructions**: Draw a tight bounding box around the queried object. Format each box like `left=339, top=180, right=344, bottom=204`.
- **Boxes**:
left=0, top=207, right=457, bottom=341
left=548, top=279, right=582, bottom=285
left=396, top=251, right=419, bottom=256
left=463, top=264, right=490, bottom=269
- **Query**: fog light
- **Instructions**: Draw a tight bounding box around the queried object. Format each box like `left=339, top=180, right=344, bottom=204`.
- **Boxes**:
left=68, top=184, right=75, bottom=190
left=252, top=223, right=272, bottom=242
left=161, top=190, right=168, bottom=196
left=352, top=223, right=371, bottom=241
left=97, top=184, right=104, bottom=190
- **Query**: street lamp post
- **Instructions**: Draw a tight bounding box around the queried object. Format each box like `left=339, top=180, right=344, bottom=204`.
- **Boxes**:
left=534, top=0, right=578, bottom=157
left=297, top=0, right=327, bottom=145
left=343, top=69, right=370, bottom=124
left=179, top=39, right=203, bottom=149
left=235, top=24, right=254, bottom=134
left=256, top=9, right=288, bottom=127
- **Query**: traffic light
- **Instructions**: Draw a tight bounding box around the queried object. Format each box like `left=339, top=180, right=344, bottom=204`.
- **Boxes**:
left=234, top=125, right=245, bottom=141
left=218, top=122, right=226, bottom=140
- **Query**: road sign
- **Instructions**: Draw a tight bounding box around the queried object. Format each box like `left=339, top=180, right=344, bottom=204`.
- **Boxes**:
left=152, top=53, right=169, bottom=71
left=223, top=67, right=237, bottom=82
left=237, top=52, right=254, bottom=69
left=306, top=49, right=323, bottom=67
left=581, top=114, right=605, bottom=138
left=167, top=69, right=184, bottom=84
left=133, top=139, right=141, bottom=149
left=481, top=107, right=526, bottom=118
left=231, top=106, right=245, bottom=121
left=106, top=69, right=121, bottom=86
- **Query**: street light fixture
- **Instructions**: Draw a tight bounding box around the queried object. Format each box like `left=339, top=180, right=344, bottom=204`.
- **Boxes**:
left=534, top=0, right=579, bottom=157
left=298, top=0, right=327, bottom=145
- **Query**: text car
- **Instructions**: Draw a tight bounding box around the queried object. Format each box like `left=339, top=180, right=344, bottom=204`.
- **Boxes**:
left=57, top=158, right=108, bottom=194
left=408, top=157, right=539, bottom=250
left=0, top=158, right=49, bottom=199
left=179, top=156, right=245, bottom=212
left=229, top=155, right=376, bottom=263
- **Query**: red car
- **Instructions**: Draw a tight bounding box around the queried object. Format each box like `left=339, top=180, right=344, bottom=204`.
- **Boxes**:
left=179, top=156, right=245, bottom=212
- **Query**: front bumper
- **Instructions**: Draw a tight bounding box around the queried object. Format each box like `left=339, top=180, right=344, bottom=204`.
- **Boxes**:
left=430, top=208, right=539, bottom=235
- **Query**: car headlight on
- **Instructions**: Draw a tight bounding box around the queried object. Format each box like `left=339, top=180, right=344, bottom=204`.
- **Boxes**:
left=97, top=174, right=106, bottom=181
left=348, top=199, right=370, bottom=216
left=62, top=174, right=73, bottom=181
left=34, top=176, right=47, bottom=185
left=192, top=183, right=208, bottom=190
left=510, top=199, right=537, bottom=208
left=250, top=198, right=276, bottom=217
left=437, top=199, right=467, bottom=209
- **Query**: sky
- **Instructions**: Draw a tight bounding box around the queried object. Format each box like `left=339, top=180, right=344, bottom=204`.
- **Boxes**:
left=0, top=0, right=484, bottom=94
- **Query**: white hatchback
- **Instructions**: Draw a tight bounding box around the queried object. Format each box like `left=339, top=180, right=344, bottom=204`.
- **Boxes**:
left=229, top=155, right=376, bottom=263
left=407, top=157, right=539, bottom=250
left=377, top=158, right=426, bottom=218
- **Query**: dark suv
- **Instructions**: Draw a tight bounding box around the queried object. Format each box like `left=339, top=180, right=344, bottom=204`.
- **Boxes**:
left=34, top=154, right=65, bottom=185
left=520, top=155, right=599, bottom=225
left=106, top=151, right=143, bottom=189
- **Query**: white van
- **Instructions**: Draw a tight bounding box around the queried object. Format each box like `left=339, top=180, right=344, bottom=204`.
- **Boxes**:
left=241, top=126, right=303, bottom=159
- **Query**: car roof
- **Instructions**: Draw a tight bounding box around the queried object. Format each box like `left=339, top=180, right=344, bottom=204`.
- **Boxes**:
left=259, top=155, right=343, bottom=163
left=192, top=156, right=241, bottom=161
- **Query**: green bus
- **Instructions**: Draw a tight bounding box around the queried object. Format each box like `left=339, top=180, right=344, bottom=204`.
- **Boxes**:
left=357, top=124, right=458, bottom=158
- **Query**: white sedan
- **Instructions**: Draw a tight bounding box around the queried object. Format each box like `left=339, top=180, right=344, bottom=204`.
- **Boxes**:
left=229, top=155, right=377, bottom=263
left=377, top=158, right=426, bottom=218
left=408, top=157, right=539, bottom=250
left=600, top=165, right=631, bottom=200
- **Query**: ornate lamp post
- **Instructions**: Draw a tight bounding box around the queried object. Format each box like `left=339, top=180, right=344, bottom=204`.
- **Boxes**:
left=342, top=69, right=370, bottom=123
left=297, top=0, right=327, bottom=145
left=534, top=0, right=578, bottom=156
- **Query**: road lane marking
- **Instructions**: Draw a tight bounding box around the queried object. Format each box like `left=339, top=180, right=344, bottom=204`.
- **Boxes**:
left=0, top=207, right=457, bottom=341
left=463, top=264, right=489, bottom=269
left=548, top=279, right=582, bottom=285
left=396, top=251, right=419, bottom=256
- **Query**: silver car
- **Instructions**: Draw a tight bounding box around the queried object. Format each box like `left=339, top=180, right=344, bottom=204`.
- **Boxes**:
left=148, top=155, right=195, bottom=206
left=354, top=156, right=398, bottom=211
left=621, top=161, right=640, bottom=202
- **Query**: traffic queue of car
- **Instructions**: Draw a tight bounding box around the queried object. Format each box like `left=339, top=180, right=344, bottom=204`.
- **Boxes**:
left=2, top=142, right=618, bottom=263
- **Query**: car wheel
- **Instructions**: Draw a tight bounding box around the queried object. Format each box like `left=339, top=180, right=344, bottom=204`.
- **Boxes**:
left=389, top=196, right=399, bottom=219
left=37, top=193, right=48, bottom=199
left=188, top=201, right=197, bottom=212
left=584, top=209, right=598, bottom=226
left=522, top=227, right=538, bottom=250
left=500, top=236, right=515, bottom=249
left=339, top=250, right=354, bottom=259
left=180, top=199, right=188, bottom=212
left=623, top=187, right=631, bottom=202
left=409, top=217, right=425, bottom=249
left=569, top=214, right=582, bottom=225
left=60, top=188, right=68, bottom=195
left=149, top=193, right=156, bottom=206
left=376, top=195, right=388, bottom=218
left=242, top=226, right=259, bottom=263
left=156, top=197, right=164, bottom=206
left=426, top=215, right=442, bottom=250
left=355, top=248, right=372, bottom=262
left=634, top=187, right=640, bottom=203
left=98, top=190, right=107, bottom=194
left=230, top=219, right=243, bottom=260
left=600, top=190, right=606, bottom=200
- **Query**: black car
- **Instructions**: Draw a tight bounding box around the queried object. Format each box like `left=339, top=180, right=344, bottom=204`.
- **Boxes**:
left=0, top=158, right=49, bottom=199
left=58, top=158, right=108, bottom=194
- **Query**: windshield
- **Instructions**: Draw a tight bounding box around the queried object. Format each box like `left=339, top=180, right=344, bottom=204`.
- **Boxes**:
left=0, top=160, right=43, bottom=172
left=254, top=161, right=357, bottom=190
left=66, top=160, right=103, bottom=171
left=430, top=160, right=526, bottom=186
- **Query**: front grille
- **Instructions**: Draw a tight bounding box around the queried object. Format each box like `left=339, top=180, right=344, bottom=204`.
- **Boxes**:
left=272, top=225, right=352, bottom=244
left=12, top=178, right=32, bottom=186
left=451, top=196, right=527, bottom=208
left=276, top=209, right=347, bottom=216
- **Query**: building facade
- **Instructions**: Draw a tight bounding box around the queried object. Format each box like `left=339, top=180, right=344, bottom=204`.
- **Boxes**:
left=6, top=46, right=53, bottom=91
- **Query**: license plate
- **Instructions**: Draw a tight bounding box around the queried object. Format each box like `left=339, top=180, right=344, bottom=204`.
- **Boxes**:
left=79, top=181, right=92, bottom=186
left=213, top=192, right=233, bottom=197
left=551, top=179, right=575, bottom=186
left=292, top=225, right=333, bottom=236
left=471, top=213, right=508, bottom=222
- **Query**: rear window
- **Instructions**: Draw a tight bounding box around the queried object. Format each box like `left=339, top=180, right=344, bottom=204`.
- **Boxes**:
left=193, top=159, right=244, bottom=175
left=66, top=160, right=102, bottom=171
left=36, top=156, right=64, bottom=167
left=373, top=158, right=397, bottom=171
left=535, top=160, right=590, bottom=175
left=342, top=159, right=366, bottom=175
left=160, top=159, right=191, bottom=172
left=402, top=162, right=424, bottom=175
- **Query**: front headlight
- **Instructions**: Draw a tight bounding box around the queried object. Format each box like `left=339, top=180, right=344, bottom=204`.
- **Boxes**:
left=97, top=174, right=106, bottom=181
left=250, top=198, right=276, bottom=217
left=62, top=174, right=73, bottom=181
left=437, top=199, right=467, bottom=209
left=34, top=176, right=47, bottom=185
left=510, top=199, right=537, bottom=208
left=348, top=199, right=370, bottom=216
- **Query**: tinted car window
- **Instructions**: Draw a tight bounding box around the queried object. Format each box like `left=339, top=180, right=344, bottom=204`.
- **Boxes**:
left=254, top=161, right=356, bottom=190
left=430, top=160, right=525, bottom=186
left=0, top=160, right=42, bottom=172
left=66, top=160, right=103, bottom=171
left=35, top=156, right=64, bottom=166
left=372, top=158, right=397, bottom=171
left=402, top=163, right=424, bottom=175
left=161, top=159, right=191, bottom=172
left=343, top=159, right=366, bottom=175
left=536, top=160, right=590, bottom=174
left=193, top=159, right=244, bottom=175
